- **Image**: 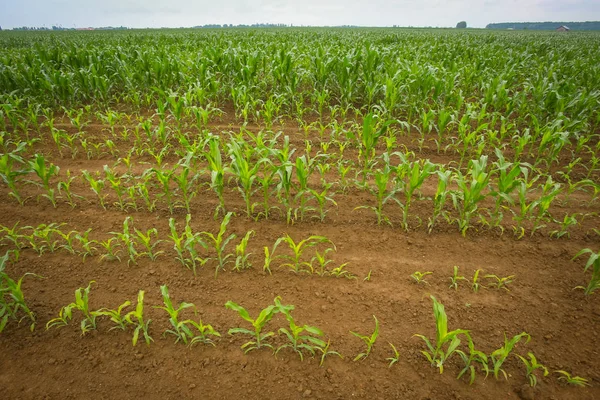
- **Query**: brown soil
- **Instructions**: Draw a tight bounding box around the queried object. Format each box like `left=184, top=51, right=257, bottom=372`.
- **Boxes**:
left=1, top=115, right=599, bottom=400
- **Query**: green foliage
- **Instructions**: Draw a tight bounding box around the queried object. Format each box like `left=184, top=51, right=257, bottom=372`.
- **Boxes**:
left=350, top=315, right=379, bottom=361
left=414, top=296, right=470, bottom=373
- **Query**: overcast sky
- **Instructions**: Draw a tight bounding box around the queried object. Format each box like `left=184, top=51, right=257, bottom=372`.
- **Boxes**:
left=1, top=0, right=599, bottom=29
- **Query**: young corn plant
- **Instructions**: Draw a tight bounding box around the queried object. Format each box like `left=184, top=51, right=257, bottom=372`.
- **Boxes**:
left=490, top=332, right=531, bottom=380
left=234, top=230, right=254, bottom=272
left=456, top=337, right=490, bottom=384
left=516, top=352, right=549, bottom=387
left=350, top=315, right=379, bottom=361
left=308, top=248, right=335, bottom=276
left=95, top=301, right=131, bottom=331
left=357, top=113, right=394, bottom=183
left=451, top=156, right=491, bottom=236
left=124, top=290, right=153, bottom=346
left=277, top=234, right=333, bottom=274
left=46, top=281, right=100, bottom=335
left=414, top=296, right=470, bottom=373
left=171, top=164, right=198, bottom=213
left=0, top=251, right=37, bottom=333
left=411, top=271, right=432, bottom=285
left=471, top=269, right=483, bottom=293
left=201, top=212, right=237, bottom=278
left=398, top=160, right=435, bottom=231
left=99, top=238, right=122, bottom=262
left=153, top=167, right=175, bottom=214
left=134, top=227, right=163, bottom=261
left=181, top=317, right=222, bottom=347
left=386, top=343, right=401, bottom=367
left=57, top=170, right=82, bottom=208
left=275, top=298, right=327, bottom=361
left=0, top=152, right=30, bottom=205
left=205, top=135, right=227, bottom=217
left=28, top=154, right=60, bottom=207
left=329, top=263, right=356, bottom=279
left=75, top=228, right=98, bottom=261
left=428, top=168, right=452, bottom=233
left=168, top=215, right=208, bottom=275
left=449, top=266, right=467, bottom=291
left=225, top=297, right=289, bottom=353
left=82, top=170, right=107, bottom=210
left=227, top=139, right=264, bottom=218
left=263, top=240, right=282, bottom=275
left=355, top=163, right=400, bottom=226
left=486, top=274, right=515, bottom=291
left=573, top=248, right=600, bottom=295
left=103, top=165, right=128, bottom=211
left=555, top=370, right=590, bottom=387
left=110, top=217, right=139, bottom=266
left=318, top=339, right=343, bottom=366
left=155, top=285, right=195, bottom=344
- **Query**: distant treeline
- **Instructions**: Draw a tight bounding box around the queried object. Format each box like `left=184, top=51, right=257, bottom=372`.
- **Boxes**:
left=486, top=21, right=600, bottom=30
left=193, top=23, right=289, bottom=29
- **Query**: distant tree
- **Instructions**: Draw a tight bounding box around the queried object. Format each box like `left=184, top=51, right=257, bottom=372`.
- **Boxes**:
left=456, top=21, right=467, bottom=29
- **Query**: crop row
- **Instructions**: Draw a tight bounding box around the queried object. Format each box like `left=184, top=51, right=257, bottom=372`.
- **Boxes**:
left=0, top=254, right=591, bottom=389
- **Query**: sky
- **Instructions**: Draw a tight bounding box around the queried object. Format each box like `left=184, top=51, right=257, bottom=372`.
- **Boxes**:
left=0, top=0, right=599, bottom=29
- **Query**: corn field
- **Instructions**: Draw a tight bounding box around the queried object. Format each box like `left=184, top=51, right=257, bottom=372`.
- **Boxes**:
left=1, top=28, right=599, bottom=399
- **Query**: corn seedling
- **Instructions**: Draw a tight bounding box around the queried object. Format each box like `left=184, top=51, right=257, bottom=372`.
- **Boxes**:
left=308, top=248, right=335, bottom=276
left=318, top=339, right=343, bottom=366
left=516, top=352, right=549, bottom=387
left=234, top=230, right=254, bottom=271
left=350, top=315, right=379, bottom=361
left=573, top=248, right=600, bottom=295
left=205, top=135, right=227, bottom=217
left=263, top=240, right=282, bottom=275
left=485, top=274, right=515, bottom=291
left=449, top=266, right=467, bottom=291
left=329, top=263, right=356, bottom=279
left=201, top=212, right=237, bottom=278
left=471, top=269, right=483, bottom=293
left=124, top=290, right=153, bottom=346
left=411, top=271, right=432, bottom=285
left=0, top=251, right=37, bottom=333
left=28, top=154, right=60, bottom=207
left=555, top=370, right=590, bottom=387
left=96, top=301, right=131, bottom=331
left=225, top=297, right=287, bottom=353
left=451, top=156, right=491, bottom=236
left=57, top=170, right=82, bottom=208
left=414, top=296, right=470, bottom=373
left=0, top=152, right=30, bottom=205
left=386, top=343, right=400, bottom=367
left=110, top=217, right=139, bottom=266
left=456, top=337, right=489, bottom=384
left=82, top=170, right=107, bottom=209
left=275, top=298, right=327, bottom=361
left=155, top=285, right=195, bottom=344
left=490, top=332, right=531, bottom=380
left=227, top=139, right=264, bottom=218
left=355, top=162, right=400, bottom=226
left=98, top=237, right=122, bottom=262
left=46, top=281, right=100, bottom=335
left=168, top=215, right=208, bottom=275
left=277, top=234, right=333, bottom=273
left=134, top=227, right=163, bottom=261
left=75, top=228, right=98, bottom=261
